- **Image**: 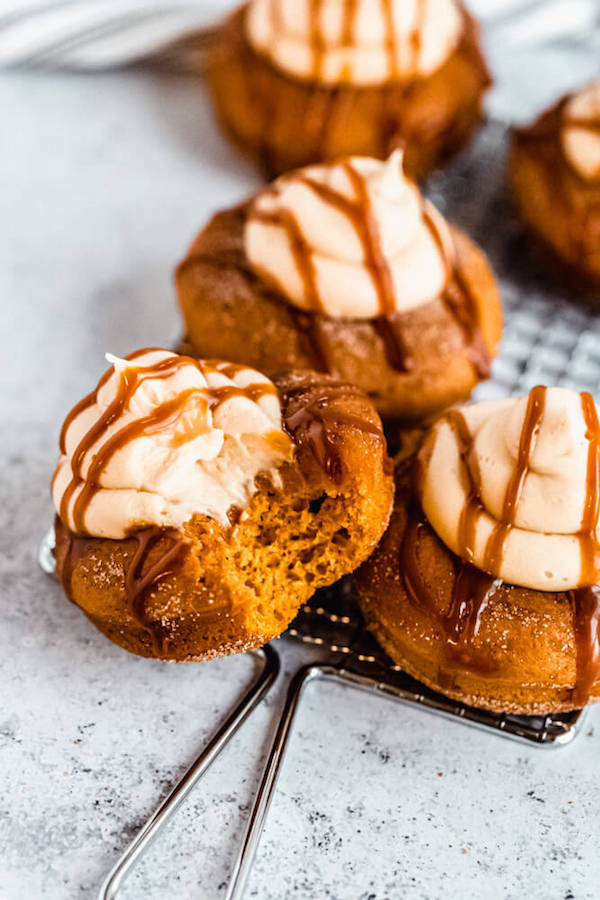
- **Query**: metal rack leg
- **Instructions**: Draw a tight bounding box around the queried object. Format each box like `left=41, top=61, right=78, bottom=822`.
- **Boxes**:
left=98, top=644, right=280, bottom=900
left=225, top=662, right=326, bottom=900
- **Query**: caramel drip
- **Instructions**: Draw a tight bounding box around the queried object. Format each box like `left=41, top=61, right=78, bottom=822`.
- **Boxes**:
left=341, top=0, right=360, bottom=46
left=579, top=391, right=600, bottom=583
left=564, top=116, right=600, bottom=138
left=569, top=586, right=600, bottom=706
left=58, top=522, right=187, bottom=655
left=372, top=315, right=411, bottom=372
left=289, top=308, right=332, bottom=372
left=297, top=162, right=397, bottom=315
left=408, top=0, right=425, bottom=72
left=443, top=409, right=483, bottom=562
left=282, top=381, right=383, bottom=483
left=124, top=526, right=188, bottom=655
left=309, top=0, right=326, bottom=79
left=58, top=352, right=278, bottom=534
left=252, top=206, right=324, bottom=313
left=483, top=385, right=547, bottom=574
left=400, top=509, right=500, bottom=677
left=422, top=207, right=491, bottom=380
left=381, top=0, right=398, bottom=79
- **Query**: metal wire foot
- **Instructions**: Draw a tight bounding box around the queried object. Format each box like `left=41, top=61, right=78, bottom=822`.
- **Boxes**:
left=99, top=644, right=280, bottom=900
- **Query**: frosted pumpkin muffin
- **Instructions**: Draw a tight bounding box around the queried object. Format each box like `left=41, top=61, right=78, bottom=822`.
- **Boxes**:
left=176, top=152, right=502, bottom=423
left=356, top=386, right=600, bottom=713
left=52, top=349, right=393, bottom=660
left=205, top=0, right=491, bottom=179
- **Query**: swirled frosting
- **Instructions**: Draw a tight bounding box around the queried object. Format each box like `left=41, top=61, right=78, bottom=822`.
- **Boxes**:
left=244, top=151, right=452, bottom=320
left=245, top=0, right=463, bottom=86
left=52, top=349, right=294, bottom=539
left=417, top=386, right=600, bottom=591
left=561, top=81, right=600, bottom=182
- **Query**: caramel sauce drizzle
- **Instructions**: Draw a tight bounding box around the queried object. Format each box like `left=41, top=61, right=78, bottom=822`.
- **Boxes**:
left=58, top=352, right=277, bottom=535
left=408, top=0, right=425, bottom=73
left=309, top=0, right=326, bottom=79
left=443, top=408, right=483, bottom=561
left=124, top=526, right=188, bottom=655
left=406, top=386, right=600, bottom=702
left=483, top=385, right=546, bottom=572
left=282, top=380, right=383, bottom=484
left=422, top=206, right=490, bottom=380
left=564, top=116, right=600, bottom=139
left=58, top=522, right=187, bottom=655
left=400, top=510, right=500, bottom=678
left=381, top=0, right=399, bottom=79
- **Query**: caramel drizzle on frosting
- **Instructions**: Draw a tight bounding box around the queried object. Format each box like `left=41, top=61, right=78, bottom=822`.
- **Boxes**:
left=249, top=161, right=489, bottom=376
left=57, top=352, right=277, bottom=536
left=281, top=380, right=383, bottom=484
left=564, top=116, right=600, bottom=138
left=410, top=385, right=600, bottom=703
left=302, top=0, right=427, bottom=81
left=482, top=385, right=546, bottom=572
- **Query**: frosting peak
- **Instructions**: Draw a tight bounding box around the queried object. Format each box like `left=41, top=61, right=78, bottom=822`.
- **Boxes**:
left=52, top=350, right=294, bottom=539
left=561, top=81, right=600, bottom=182
left=244, top=152, right=452, bottom=320
left=245, top=0, right=463, bottom=86
left=417, top=386, right=600, bottom=591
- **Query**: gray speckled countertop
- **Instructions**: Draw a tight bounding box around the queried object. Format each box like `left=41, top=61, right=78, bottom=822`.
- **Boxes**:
left=2, top=38, right=600, bottom=900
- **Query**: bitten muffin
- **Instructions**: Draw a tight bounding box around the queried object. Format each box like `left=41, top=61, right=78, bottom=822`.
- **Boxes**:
left=52, top=349, right=394, bottom=661
left=176, top=152, right=502, bottom=423
left=356, top=385, right=600, bottom=714
left=509, top=81, right=600, bottom=288
left=205, top=0, right=491, bottom=180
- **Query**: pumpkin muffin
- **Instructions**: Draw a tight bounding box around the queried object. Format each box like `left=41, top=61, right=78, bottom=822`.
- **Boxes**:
left=52, top=349, right=394, bottom=661
left=176, top=152, right=502, bottom=423
left=509, top=81, right=600, bottom=289
left=356, top=385, right=600, bottom=714
left=205, top=0, right=491, bottom=180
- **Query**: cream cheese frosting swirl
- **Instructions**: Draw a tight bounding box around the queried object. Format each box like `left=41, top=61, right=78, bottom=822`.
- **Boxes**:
left=245, top=0, right=463, bottom=86
left=52, top=349, right=294, bottom=539
left=417, top=386, right=600, bottom=591
left=244, top=151, right=452, bottom=320
left=561, top=81, right=600, bottom=183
